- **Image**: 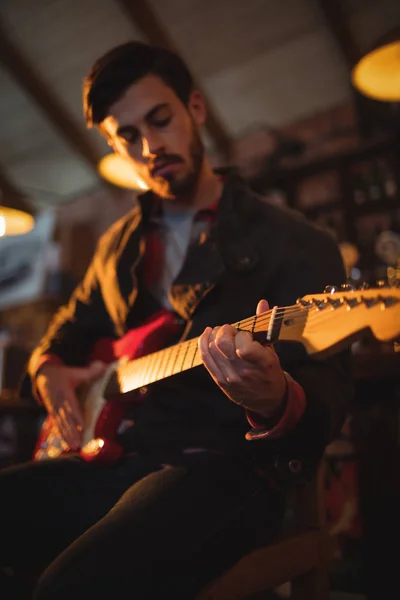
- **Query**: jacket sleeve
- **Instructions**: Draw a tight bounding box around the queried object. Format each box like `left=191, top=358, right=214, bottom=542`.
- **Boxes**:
left=27, top=238, right=116, bottom=380
left=255, top=225, right=353, bottom=480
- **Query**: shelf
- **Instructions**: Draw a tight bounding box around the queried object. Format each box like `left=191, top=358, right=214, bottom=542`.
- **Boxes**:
left=276, top=135, right=398, bottom=180
left=302, top=200, right=342, bottom=218
left=353, top=199, right=400, bottom=217
left=250, top=132, right=400, bottom=284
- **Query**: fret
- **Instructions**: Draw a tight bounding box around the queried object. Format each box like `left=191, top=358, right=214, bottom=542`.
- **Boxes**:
left=139, top=359, right=148, bottom=386
left=141, top=353, right=153, bottom=387
left=117, top=355, right=144, bottom=394
left=254, top=313, right=269, bottom=333
left=251, top=314, right=257, bottom=333
left=154, top=347, right=167, bottom=382
left=161, top=347, right=171, bottom=379
left=144, top=354, right=154, bottom=385
left=163, top=346, right=176, bottom=379
left=148, top=349, right=163, bottom=384
left=190, top=344, right=199, bottom=368
left=180, top=339, right=191, bottom=372
left=168, top=345, right=179, bottom=377
left=266, top=306, right=278, bottom=342
left=130, top=359, right=142, bottom=389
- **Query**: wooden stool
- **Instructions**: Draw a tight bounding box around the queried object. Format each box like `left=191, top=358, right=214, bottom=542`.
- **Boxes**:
left=197, top=464, right=331, bottom=600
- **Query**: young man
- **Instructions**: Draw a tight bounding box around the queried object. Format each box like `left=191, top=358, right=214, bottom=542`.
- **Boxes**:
left=0, top=42, right=351, bottom=599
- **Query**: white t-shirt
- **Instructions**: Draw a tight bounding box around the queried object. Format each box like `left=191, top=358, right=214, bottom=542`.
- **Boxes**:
left=150, top=206, right=195, bottom=309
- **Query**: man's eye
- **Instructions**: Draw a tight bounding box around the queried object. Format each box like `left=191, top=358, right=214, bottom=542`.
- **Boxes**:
left=122, top=133, right=139, bottom=144
left=153, top=117, right=171, bottom=128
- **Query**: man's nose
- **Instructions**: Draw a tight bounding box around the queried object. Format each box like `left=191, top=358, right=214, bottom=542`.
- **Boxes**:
left=141, top=133, right=165, bottom=159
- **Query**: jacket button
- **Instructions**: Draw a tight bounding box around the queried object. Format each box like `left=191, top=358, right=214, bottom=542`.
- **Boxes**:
left=237, top=257, right=251, bottom=268
left=288, top=459, right=302, bottom=473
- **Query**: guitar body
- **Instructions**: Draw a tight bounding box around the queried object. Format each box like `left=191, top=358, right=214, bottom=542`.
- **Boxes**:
left=33, top=309, right=182, bottom=463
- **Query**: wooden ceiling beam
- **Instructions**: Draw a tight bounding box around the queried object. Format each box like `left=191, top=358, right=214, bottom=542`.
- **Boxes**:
left=0, top=164, right=34, bottom=213
left=0, top=19, right=102, bottom=173
left=317, top=0, right=376, bottom=136
left=318, top=0, right=361, bottom=67
left=116, top=0, right=232, bottom=159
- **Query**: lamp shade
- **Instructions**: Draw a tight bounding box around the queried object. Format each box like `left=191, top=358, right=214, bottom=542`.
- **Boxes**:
left=352, top=30, right=400, bottom=102
left=0, top=206, right=34, bottom=237
left=98, top=153, right=149, bottom=191
left=0, top=189, right=35, bottom=237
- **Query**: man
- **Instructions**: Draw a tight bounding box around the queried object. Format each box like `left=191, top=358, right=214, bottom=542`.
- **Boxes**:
left=0, top=42, right=351, bottom=599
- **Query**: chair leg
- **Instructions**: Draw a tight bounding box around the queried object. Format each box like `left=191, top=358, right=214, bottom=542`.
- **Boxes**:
left=291, top=566, right=330, bottom=600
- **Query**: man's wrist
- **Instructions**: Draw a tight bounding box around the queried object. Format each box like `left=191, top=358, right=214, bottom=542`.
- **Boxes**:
left=31, top=354, right=63, bottom=378
left=245, top=372, right=307, bottom=440
left=251, top=371, right=289, bottom=419
left=30, top=354, right=64, bottom=405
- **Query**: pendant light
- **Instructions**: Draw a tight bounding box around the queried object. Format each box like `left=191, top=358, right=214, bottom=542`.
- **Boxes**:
left=352, top=28, right=400, bottom=102
left=0, top=194, right=35, bottom=237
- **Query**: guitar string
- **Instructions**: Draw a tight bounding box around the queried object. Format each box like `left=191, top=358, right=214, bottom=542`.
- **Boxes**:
left=119, top=304, right=365, bottom=377
left=118, top=295, right=397, bottom=385
left=119, top=308, right=315, bottom=387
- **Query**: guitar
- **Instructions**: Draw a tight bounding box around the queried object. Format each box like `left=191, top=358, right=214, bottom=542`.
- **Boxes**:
left=34, top=287, right=400, bottom=463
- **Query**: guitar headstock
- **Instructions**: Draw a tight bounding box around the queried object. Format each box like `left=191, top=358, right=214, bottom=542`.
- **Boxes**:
left=290, top=285, right=400, bottom=356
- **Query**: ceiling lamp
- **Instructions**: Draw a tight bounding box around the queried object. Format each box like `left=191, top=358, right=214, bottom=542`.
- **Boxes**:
left=0, top=194, right=35, bottom=238
left=352, top=29, right=400, bottom=102
left=98, top=153, right=149, bottom=191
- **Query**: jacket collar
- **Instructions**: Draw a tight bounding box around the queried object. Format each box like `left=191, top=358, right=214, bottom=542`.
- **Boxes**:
left=137, top=170, right=262, bottom=320
left=137, top=168, right=260, bottom=272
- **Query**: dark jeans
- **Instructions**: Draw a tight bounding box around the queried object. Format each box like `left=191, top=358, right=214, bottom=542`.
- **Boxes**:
left=0, top=451, right=284, bottom=599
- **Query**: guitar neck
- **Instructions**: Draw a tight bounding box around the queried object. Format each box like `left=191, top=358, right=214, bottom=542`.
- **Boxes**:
left=112, top=287, right=400, bottom=396
left=115, top=305, right=302, bottom=395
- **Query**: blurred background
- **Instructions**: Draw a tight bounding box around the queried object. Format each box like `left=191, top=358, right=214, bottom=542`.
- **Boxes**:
left=0, top=1, right=400, bottom=598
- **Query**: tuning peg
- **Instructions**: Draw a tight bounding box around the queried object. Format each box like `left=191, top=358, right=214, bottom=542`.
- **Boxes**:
left=345, top=296, right=362, bottom=308
left=358, top=282, right=369, bottom=290
left=391, top=279, right=400, bottom=288
left=341, top=283, right=356, bottom=292
left=298, top=298, right=313, bottom=307
left=313, top=298, right=329, bottom=310
left=324, top=285, right=339, bottom=294
left=376, top=280, right=390, bottom=288
left=327, top=296, right=343, bottom=308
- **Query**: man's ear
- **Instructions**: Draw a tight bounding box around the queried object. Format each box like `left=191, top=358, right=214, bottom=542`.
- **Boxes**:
left=97, top=121, right=117, bottom=151
left=187, top=90, right=207, bottom=127
left=103, top=130, right=117, bottom=151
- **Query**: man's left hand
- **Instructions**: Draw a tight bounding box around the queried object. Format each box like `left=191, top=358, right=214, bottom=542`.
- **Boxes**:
left=198, top=300, right=287, bottom=418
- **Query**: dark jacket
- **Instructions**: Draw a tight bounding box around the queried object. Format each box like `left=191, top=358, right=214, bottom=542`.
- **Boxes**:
left=28, top=173, right=352, bottom=480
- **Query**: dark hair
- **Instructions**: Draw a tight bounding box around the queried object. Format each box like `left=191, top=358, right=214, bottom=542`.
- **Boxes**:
left=83, top=41, right=194, bottom=127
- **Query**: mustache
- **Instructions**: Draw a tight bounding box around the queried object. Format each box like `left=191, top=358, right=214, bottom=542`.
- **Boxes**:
left=150, top=155, right=183, bottom=175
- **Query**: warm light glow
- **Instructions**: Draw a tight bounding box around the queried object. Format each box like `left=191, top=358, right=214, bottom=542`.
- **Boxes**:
left=0, top=207, right=34, bottom=237
left=98, top=154, right=149, bottom=190
left=352, top=40, right=400, bottom=102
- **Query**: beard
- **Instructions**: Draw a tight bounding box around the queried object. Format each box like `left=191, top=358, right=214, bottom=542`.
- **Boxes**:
left=147, top=122, right=205, bottom=202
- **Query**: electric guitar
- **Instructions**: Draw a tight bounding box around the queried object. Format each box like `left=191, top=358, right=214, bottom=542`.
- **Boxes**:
left=33, top=287, right=400, bottom=463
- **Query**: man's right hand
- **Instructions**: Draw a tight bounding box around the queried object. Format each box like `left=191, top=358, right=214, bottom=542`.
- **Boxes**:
left=36, top=362, right=106, bottom=450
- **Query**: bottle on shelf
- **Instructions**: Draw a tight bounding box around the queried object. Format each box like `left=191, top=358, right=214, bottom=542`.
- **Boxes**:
left=350, top=164, right=368, bottom=207
left=365, top=160, right=384, bottom=204
left=377, top=158, right=398, bottom=203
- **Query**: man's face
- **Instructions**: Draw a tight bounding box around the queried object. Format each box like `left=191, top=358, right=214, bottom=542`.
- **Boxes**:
left=102, top=75, right=206, bottom=200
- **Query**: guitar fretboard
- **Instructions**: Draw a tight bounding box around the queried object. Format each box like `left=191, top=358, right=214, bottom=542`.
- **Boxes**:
left=115, top=307, right=287, bottom=394
left=113, top=287, right=400, bottom=396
